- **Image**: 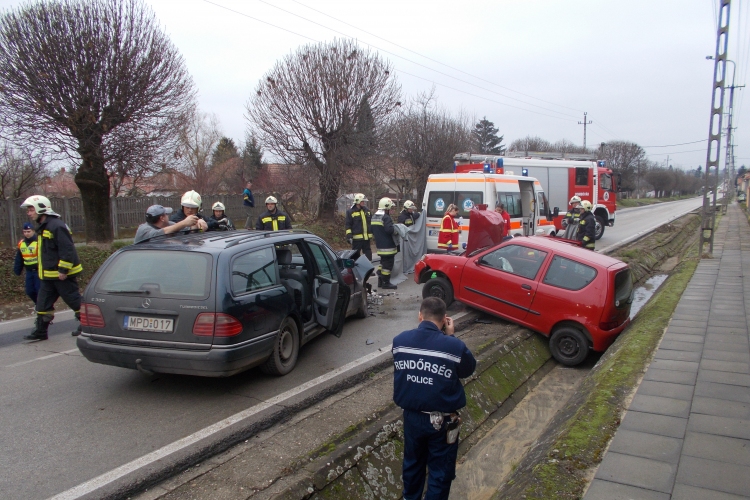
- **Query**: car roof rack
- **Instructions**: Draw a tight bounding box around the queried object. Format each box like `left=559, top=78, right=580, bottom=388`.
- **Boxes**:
left=136, top=229, right=314, bottom=248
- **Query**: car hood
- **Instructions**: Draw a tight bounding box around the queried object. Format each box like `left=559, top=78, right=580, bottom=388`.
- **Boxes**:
left=337, top=249, right=375, bottom=283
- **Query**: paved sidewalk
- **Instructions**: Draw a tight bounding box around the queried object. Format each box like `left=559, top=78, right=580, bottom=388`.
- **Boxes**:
left=584, top=203, right=750, bottom=500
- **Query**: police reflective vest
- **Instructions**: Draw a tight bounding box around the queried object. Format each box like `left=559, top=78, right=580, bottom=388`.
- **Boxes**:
left=437, top=214, right=459, bottom=249
left=18, top=239, right=38, bottom=267
left=37, top=215, right=82, bottom=280
left=345, top=205, right=371, bottom=240
left=371, top=211, right=397, bottom=255
left=256, top=209, right=292, bottom=231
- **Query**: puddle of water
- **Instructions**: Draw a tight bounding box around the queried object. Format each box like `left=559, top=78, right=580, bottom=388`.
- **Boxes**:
left=629, top=274, right=668, bottom=319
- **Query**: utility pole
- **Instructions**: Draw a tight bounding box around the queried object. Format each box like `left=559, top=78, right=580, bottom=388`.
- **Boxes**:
left=723, top=81, right=743, bottom=200
left=701, top=0, right=731, bottom=256
left=578, top=112, right=592, bottom=149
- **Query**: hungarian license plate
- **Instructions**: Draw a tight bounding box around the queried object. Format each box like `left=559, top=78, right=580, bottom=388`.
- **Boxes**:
left=428, top=229, right=438, bottom=237
left=123, top=315, right=173, bottom=333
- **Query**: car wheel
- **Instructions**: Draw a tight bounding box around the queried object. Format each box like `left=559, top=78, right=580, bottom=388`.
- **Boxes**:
left=261, top=317, right=300, bottom=376
left=354, top=290, right=368, bottom=319
left=594, top=216, right=605, bottom=240
left=549, top=326, right=590, bottom=366
left=422, top=277, right=454, bottom=307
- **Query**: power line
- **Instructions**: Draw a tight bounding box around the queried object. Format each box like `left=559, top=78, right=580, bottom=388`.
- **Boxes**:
left=290, top=0, right=584, bottom=114
left=647, top=148, right=708, bottom=156
left=643, top=139, right=707, bottom=148
left=202, top=0, right=317, bottom=42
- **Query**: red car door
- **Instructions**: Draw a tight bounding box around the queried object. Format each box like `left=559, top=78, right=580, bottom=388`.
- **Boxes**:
left=459, top=243, right=548, bottom=323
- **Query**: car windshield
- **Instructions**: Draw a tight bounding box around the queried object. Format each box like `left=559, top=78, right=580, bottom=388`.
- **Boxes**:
left=96, top=250, right=212, bottom=299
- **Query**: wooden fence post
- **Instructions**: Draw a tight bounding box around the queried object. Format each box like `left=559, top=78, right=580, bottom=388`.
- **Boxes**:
left=111, top=197, right=119, bottom=239
left=62, top=197, right=71, bottom=228
left=8, top=198, right=16, bottom=247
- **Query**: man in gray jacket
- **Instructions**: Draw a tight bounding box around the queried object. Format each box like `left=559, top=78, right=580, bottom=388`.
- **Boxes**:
left=134, top=205, right=199, bottom=243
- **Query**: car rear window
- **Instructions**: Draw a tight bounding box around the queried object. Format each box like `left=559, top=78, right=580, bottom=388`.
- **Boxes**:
left=614, top=269, right=633, bottom=308
left=96, top=250, right=212, bottom=299
left=543, top=256, right=597, bottom=291
left=231, top=247, right=277, bottom=295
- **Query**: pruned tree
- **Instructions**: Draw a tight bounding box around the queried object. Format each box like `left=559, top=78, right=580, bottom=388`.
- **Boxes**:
left=0, top=0, right=195, bottom=241
left=387, top=90, right=472, bottom=204
left=247, top=38, right=401, bottom=220
left=472, top=117, right=505, bottom=155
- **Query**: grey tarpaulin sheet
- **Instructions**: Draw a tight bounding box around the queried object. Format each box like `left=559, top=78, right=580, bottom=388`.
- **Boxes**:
left=389, top=214, right=426, bottom=285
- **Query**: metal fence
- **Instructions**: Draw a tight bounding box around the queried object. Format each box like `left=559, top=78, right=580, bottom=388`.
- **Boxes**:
left=1, top=193, right=275, bottom=246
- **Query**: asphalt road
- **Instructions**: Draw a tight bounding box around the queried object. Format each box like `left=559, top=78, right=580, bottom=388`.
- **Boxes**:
left=0, top=197, right=704, bottom=500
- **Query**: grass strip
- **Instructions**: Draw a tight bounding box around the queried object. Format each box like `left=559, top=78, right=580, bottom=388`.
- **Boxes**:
left=497, top=253, right=699, bottom=499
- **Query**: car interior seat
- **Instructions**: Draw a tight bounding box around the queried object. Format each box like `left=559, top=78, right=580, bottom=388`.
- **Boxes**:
left=277, top=248, right=310, bottom=318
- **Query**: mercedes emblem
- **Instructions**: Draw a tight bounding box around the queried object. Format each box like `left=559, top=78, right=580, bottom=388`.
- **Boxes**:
left=142, top=298, right=151, bottom=309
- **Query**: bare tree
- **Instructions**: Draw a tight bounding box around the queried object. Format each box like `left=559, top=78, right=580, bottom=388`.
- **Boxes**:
left=247, top=38, right=401, bottom=220
left=0, top=0, right=195, bottom=241
left=601, top=141, right=646, bottom=193
left=387, top=90, right=472, bottom=204
left=508, top=136, right=553, bottom=153
left=0, top=144, right=49, bottom=199
left=174, top=111, right=225, bottom=194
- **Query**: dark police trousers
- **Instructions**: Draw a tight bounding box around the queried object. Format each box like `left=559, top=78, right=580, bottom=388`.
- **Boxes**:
left=25, top=269, right=41, bottom=304
left=37, top=276, right=81, bottom=317
left=402, top=409, right=458, bottom=500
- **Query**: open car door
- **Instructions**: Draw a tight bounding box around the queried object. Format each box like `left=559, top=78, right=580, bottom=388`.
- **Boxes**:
left=308, top=243, right=351, bottom=337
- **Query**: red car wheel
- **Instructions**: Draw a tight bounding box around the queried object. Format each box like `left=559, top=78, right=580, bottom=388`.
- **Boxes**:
left=422, top=277, right=454, bottom=307
left=549, top=326, right=590, bottom=366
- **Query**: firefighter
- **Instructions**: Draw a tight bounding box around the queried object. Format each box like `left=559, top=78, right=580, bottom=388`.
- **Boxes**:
left=170, top=190, right=211, bottom=231
left=397, top=200, right=420, bottom=227
left=345, top=193, right=372, bottom=260
left=577, top=200, right=596, bottom=251
left=13, top=222, right=41, bottom=305
left=208, top=202, right=235, bottom=231
left=256, top=196, right=292, bottom=231
left=437, top=204, right=461, bottom=252
left=561, top=195, right=581, bottom=239
left=20, top=195, right=82, bottom=341
left=371, top=197, right=398, bottom=289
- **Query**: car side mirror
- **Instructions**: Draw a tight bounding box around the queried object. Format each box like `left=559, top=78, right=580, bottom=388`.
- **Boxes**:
left=342, top=258, right=356, bottom=269
left=547, top=207, right=559, bottom=221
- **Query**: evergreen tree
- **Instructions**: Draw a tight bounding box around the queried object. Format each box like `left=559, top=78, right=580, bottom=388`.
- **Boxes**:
left=472, top=117, right=505, bottom=154
left=241, top=133, right=264, bottom=180
left=211, top=137, right=239, bottom=167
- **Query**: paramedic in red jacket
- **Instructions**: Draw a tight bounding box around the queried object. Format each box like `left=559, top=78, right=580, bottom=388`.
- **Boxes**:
left=437, top=204, right=460, bottom=252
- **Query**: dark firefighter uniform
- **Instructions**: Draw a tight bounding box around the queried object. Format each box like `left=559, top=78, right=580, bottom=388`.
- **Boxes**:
left=561, top=208, right=580, bottom=240
left=36, top=215, right=83, bottom=330
left=256, top=209, right=292, bottom=231
left=345, top=204, right=372, bottom=260
left=397, top=209, right=420, bottom=227
left=170, top=209, right=217, bottom=230
left=392, top=321, right=476, bottom=499
left=371, top=210, right=397, bottom=288
left=577, top=210, right=596, bottom=250
left=14, top=235, right=41, bottom=303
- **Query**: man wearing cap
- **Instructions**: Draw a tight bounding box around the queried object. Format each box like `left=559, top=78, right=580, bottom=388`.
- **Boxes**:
left=13, top=222, right=41, bottom=305
left=134, top=205, right=200, bottom=244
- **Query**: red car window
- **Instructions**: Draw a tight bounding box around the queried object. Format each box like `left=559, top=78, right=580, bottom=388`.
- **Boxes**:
left=479, top=244, right=548, bottom=280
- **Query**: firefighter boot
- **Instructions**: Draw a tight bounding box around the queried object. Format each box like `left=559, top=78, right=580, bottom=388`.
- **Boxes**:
left=24, top=315, right=50, bottom=342
left=72, top=311, right=82, bottom=337
left=381, top=273, right=397, bottom=290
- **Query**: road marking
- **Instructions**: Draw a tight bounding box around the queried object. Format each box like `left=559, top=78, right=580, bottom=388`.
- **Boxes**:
left=4, top=348, right=79, bottom=368
left=47, top=345, right=394, bottom=500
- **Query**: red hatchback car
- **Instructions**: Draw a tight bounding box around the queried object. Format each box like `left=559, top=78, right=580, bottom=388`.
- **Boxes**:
left=415, top=237, right=633, bottom=366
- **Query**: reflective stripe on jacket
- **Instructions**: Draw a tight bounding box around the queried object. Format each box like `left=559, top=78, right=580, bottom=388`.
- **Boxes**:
left=371, top=211, right=397, bottom=255
left=437, top=214, right=459, bottom=249
left=18, top=240, right=38, bottom=267
left=397, top=210, right=420, bottom=227
left=37, top=215, right=82, bottom=280
left=345, top=205, right=371, bottom=240
left=577, top=211, right=596, bottom=249
left=256, top=209, right=292, bottom=231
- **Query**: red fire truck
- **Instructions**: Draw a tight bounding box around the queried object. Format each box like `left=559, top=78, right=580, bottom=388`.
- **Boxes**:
left=453, top=152, right=618, bottom=239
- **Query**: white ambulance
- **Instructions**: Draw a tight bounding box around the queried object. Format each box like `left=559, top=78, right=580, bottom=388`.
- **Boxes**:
left=423, top=170, right=557, bottom=252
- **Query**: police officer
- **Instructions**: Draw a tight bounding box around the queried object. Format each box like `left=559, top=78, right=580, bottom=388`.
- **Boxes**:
left=397, top=200, right=420, bottom=227
left=561, top=195, right=581, bottom=239
left=392, top=297, right=476, bottom=500
left=256, top=196, right=292, bottom=231
left=14, top=222, right=41, bottom=304
left=577, top=200, right=596, bottom=251
left=345, top=193, right=372, bottom=261
left=208, top=202, right=235, bottom=231
left=171, top=190, right=211, bottom=231
left=371, top=197, right=398, bottom=289
left=20, top=195, right=83, bottom=341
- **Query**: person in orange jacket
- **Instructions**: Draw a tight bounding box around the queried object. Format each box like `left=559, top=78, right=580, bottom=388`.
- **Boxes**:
left=437, top=204, right=461, bottom=252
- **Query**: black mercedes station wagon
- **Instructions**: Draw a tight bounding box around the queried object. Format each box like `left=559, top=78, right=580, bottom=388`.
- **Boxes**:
left=76, top=230, right=374, bottom=377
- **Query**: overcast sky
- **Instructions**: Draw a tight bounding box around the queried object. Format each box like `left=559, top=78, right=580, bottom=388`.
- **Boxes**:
left=1, top=0, right=748, bottom=171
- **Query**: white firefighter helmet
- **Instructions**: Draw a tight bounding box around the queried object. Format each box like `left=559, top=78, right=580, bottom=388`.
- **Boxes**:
left=580, top=200, right=593, bottom=211
left=211, top=201, right=225, bottom=211
left=181, top=190, right=202, bottom=208
left=378, top=197, right=394, bottom=210
left=569, top=195, right=582, bottom=205
left=403, top=200, right=416, bottom=210
left=20, top=195, right=54, bottom=215
left=265, top=195, right=278, bottom=204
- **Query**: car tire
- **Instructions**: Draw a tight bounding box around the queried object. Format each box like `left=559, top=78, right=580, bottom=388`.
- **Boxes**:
left=422, top=277, right=454, bottom=307
left=354, top=290, right=368, bottom=319
left=549, top=326, right=590, bottom=366
left=594, top=216, right=605, bottom=240
left=261, top=317, right=300, bottom=376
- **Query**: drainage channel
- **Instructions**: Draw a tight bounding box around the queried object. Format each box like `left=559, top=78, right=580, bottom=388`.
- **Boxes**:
left=448, top=276, right=668, bottom=500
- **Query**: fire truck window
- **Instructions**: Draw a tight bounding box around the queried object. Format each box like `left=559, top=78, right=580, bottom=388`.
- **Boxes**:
left=426, top=191, right=455, bottom=218
left=497, top=192, right=522, bottom=218
left=575, top=168, right=589, bottom=186
left=601, top=174, right=613, bottom=191
left=455, top=191, right=483, bottom=217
